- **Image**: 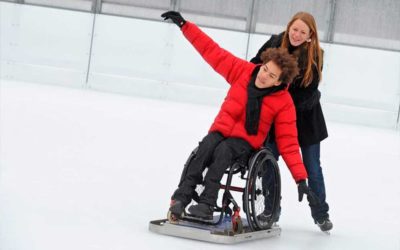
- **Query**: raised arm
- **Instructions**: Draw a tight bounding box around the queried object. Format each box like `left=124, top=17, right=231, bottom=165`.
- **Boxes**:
left=162, top=11, right=254, bottom=85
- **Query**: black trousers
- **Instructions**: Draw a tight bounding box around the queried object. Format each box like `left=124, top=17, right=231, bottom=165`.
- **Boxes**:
left=172, top=132, right=253, bottom=206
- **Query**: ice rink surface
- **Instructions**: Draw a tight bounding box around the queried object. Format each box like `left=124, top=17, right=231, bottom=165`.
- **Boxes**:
left=1, top=80, right=399, bottom=250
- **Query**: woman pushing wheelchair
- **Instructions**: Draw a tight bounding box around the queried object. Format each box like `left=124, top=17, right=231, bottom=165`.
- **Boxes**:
left=161, top=11, right=318, bottom=224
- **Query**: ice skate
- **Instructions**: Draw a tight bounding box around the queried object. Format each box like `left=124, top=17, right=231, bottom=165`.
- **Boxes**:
left=256, top=210, right=279, bottom=228
left=257, top=211, right=272, bottom=226
left=316, top=218, right=333, bottom=234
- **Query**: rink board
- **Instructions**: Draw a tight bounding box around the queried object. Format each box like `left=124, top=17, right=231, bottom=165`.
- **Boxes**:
left=149, top=219, right=281, bottom=244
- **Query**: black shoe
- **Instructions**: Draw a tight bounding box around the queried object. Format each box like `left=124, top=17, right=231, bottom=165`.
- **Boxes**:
left=316, top=218, right=333, bottom=232
left=169, top=200, right=185, bottom=218
left=188, top=203, right=214, bottom=220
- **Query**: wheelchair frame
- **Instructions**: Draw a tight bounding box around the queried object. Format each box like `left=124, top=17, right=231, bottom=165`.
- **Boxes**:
left=174, top=146, right=282, bottom=233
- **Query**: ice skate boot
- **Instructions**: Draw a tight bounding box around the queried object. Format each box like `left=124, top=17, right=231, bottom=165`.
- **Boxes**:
left=316, top=218, right=333, bottom=233
left=256, top=210, right=277, bottom=228
left=167, top=200, right=185, bottom=223
left=188, top=203, right=214, bottom=221
left=257, top=211, right=271, bottom=226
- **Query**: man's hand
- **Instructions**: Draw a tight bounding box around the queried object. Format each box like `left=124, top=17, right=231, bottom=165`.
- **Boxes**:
left=161, top=11, right=186, bottom=28
left=297, top=180, right=320, bottom=206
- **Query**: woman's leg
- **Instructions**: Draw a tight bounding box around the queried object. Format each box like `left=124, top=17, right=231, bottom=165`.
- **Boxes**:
left=265, top=141, right=280, bottom=160
left=301, top=143, right=330, bottom=222
left=262, top=141, right=281, bottom=221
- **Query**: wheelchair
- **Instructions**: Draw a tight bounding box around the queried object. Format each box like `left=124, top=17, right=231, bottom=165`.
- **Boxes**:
left=167, top=145, right=281, bottom=234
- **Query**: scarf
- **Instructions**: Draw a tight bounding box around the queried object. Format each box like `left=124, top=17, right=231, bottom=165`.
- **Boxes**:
left=245, top=66, right=286, bottom=135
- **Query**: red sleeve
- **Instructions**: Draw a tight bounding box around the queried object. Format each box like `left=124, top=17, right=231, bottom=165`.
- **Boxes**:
left=181, top=22, right=255, bottom=85
left=274, top=99, right=308, bottom=182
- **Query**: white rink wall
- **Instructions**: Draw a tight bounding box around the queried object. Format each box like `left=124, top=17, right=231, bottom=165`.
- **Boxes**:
left=1, top=2, right=400, bottom=129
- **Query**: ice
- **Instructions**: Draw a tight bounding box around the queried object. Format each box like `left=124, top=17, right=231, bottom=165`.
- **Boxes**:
left=0, top=80, right=399, bottom=250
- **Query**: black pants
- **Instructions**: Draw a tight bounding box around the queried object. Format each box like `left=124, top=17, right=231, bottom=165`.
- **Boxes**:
left=172, top=132, right=253, bottom=206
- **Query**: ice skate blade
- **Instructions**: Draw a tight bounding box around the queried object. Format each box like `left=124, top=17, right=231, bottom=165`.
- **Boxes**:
left=322, top=230, right=331, bottom=235
left=149, top=218, right=281, bottom=244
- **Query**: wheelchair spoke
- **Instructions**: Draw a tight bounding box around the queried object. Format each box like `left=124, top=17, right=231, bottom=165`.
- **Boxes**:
left=244, top=148, right=281, bottom=231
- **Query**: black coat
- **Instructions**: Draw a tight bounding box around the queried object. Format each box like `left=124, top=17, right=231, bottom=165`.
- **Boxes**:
left=250, top=33, right=328, bottom=147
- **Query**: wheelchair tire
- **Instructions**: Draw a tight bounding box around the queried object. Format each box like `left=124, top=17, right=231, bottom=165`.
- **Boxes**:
left=167, top=210, right=182, bottom=224
left=244, top=148, right=281, bottom=231
left=232, top=216, right=244, bottom=234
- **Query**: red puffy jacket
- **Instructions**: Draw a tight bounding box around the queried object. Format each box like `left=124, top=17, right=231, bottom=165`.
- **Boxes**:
left=182, top=22, right=307, bottom=182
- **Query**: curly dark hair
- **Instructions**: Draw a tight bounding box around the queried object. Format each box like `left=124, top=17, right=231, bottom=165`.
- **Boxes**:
left=260, top=48, right=299, bottom=84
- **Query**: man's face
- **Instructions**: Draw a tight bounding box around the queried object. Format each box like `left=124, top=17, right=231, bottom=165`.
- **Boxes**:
left=288, top=19, right=311, bottom=47
left=255, top=61, right=282, bottom=89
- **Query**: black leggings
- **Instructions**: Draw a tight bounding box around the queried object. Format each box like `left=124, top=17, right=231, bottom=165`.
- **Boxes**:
left=172, top=132, right=253, bottom=206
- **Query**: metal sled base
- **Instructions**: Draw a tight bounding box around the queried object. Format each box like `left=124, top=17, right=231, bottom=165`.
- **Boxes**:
left=149, top=218, right=281, bottom=244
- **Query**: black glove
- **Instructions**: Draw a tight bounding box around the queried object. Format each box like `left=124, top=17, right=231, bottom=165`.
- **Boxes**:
left=297, top=180, right=320, bottom=206
left=161, top=11, right=186, bottom=28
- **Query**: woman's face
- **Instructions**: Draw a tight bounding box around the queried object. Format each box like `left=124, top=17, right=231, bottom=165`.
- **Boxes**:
left=288, top=19, right=311, bottom=47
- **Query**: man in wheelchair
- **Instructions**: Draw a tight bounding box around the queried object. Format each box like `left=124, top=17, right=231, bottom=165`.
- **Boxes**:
left=162, top=11, right=316, bottom=221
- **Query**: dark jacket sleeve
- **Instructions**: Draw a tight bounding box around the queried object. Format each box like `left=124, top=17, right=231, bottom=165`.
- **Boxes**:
left=250, top=35, right=277, bottom=64
left=250, top=33, right=283, bottom=64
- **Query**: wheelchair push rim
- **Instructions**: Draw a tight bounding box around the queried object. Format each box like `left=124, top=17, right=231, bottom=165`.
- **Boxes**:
left=244, top=148, right=281, bottom=231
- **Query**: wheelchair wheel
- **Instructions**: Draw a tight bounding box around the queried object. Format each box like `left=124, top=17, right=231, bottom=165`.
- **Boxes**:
left=244, top=148, right=281, bottom=231
left=232, top=216, right=243, bottom=234
left=167, top=210, right=182, bottom=224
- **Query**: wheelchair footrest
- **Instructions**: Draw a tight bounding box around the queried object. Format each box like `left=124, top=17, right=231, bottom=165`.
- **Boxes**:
left=149, top=218, right=281, bottom=244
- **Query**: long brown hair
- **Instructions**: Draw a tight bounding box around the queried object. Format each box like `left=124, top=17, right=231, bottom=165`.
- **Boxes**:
left=281, top=12, right=323, bottom=87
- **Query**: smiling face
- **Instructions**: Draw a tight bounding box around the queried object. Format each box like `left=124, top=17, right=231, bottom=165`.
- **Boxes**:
left=255, top=61, right=282, bottom=89
left=288, top=19, right=311, bottom=47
